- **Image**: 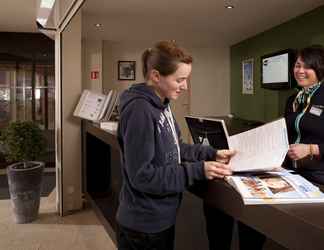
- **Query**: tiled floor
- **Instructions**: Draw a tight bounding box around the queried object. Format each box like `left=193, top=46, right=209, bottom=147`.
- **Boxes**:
left=0, top=189, right=116, bottom=250
left=0, top=179, right=285, bottom=250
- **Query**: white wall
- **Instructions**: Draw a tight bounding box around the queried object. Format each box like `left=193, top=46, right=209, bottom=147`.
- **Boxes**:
left=61, top=11, right=82, bottom=213
left=102, top=41, right=145, bottom=93
left=82, top=39, right=102, bottom=92
left=190, top=46, right=230, bottom=117
left=102, top=41, right=230, bottom=116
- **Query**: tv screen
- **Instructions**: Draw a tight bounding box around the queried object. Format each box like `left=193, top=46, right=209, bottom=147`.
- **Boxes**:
left=261, top=49, right=296, bottom=90
left=185, top=116, right=229, bottom=149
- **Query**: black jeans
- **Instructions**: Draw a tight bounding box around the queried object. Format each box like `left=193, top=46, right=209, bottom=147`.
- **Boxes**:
left=117, top=224, right=175, bottom=250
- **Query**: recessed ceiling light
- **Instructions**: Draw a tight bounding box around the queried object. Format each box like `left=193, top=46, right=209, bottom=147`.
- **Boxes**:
left=225, top=5, right=234, bottom=9
left=94, top=23, right=102, bottom=28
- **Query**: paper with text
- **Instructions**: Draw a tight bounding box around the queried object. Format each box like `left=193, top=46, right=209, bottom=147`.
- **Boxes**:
left=228, top=118, right=289, bottom=172
left=73, top=90, right=108, bottom=121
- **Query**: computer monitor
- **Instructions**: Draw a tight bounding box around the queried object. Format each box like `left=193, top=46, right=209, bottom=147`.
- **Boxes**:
left=261, top=49, right=297, bottom=90
left=185, top=116, right=229, bottom=149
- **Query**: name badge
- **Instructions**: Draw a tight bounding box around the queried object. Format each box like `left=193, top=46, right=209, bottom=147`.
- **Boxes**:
left=310, top=105, right=323, bottom=116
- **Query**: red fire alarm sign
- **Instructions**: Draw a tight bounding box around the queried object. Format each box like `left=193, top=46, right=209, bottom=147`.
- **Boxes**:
left=91, top=71, right=99, bottom=80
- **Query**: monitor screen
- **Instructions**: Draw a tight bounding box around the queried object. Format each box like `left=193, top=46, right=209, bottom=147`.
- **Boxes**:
left=261, top=49, right=296, bottom=90
left=185, top=116, right=229, bottom=149
left=262, top=53, right=289, bottom=83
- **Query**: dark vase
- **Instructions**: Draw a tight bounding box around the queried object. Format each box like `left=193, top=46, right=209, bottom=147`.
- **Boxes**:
left=7, top=161, right=44, bottom=223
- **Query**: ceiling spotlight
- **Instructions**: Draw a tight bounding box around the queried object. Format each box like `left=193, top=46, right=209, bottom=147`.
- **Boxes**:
left=94, top=23, right=102, bottom=28
left=225, top=5, right=234, bottom=9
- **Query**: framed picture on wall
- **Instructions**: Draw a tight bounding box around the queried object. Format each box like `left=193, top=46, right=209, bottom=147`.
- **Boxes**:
left=118, top=61, right=136, bottom=80
left=242, top=58, right=254, bottom=94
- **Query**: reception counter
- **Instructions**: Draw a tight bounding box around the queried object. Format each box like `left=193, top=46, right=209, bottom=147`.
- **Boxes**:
left=82, top=120, right=324, bottom=250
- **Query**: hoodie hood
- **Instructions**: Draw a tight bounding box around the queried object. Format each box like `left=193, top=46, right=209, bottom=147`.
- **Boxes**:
left=119, top=83, right=169, bottom=113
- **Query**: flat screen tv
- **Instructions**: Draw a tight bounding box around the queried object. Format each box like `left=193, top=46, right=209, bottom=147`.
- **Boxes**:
left=261, top=49, right=297, bottom=90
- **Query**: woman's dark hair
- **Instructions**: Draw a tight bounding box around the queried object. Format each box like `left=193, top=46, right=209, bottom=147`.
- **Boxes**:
left=142, top=40, right=193, bottom=79
left=297, top=45, right=324, bottom=82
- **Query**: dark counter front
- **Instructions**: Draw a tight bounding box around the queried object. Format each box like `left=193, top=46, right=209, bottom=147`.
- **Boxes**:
left=82, top=121, right=122, bottom=241
left=82, top=121, right=210, bottom=249
left=205, top=179, right=324, bottom=250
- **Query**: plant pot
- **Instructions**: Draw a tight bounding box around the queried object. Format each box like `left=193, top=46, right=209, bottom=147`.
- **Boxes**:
left=7, top=161, right=44, bottom=223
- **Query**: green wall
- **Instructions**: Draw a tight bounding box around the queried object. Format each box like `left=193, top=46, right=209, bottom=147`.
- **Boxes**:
left=230, top=6, right=324, bottom=122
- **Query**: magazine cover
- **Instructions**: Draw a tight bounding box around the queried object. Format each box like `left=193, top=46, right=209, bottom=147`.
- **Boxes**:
left=226, top=171, right=324, bottom=205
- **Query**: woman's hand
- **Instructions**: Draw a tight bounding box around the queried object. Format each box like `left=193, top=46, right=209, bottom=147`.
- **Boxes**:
left=204, top=161, right=232, bottom=180
left=287, top=144, right=310, bottom=160
left=216, top=149, right=236, bottom=163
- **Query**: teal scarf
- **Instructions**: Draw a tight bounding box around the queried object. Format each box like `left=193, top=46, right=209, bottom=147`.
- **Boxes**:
left=293, top=82, right=322, bottom=112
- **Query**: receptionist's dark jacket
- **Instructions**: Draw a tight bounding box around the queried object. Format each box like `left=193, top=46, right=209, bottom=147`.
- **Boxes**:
left=284, top=84, right=324, bottom=184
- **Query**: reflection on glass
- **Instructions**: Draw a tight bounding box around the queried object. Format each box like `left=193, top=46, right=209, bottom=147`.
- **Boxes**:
left=0, top=88, right=10, bottom=101
left=36, top=66, right=45, bottom=87
left=48, top=88, right=55, bottom=129
left=35, top=88, right=41, bottom=99
left=0, top=62, right=16, bottom=87
left=0, top=63, right=15, bottom=129
left=35, top=88, right=44, bottom=125
left=0, top=88, right=10, bottom=128
left=17, top=64, right=32, bottom=87
left=33, top=87, right=54, bottom=129
left=16, top=88, right=25, bottom=121
left=36, top=64, right=54, bottom=87
left=25, top=88, right=33, bottom=121
left=48, top=73, right=55, bottom=87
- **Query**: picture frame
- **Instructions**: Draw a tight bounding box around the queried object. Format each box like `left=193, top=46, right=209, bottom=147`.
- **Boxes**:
left=118, top=61, right=136, bottom=80
left=242, top=58, right=254, bottom=94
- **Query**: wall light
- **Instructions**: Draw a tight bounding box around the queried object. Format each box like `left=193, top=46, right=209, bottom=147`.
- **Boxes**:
left=225, top=5, right=234, bottom=9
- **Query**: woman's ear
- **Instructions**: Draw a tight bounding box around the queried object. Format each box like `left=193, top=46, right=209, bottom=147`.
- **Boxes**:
left=150, top=69, right=160, bottom=83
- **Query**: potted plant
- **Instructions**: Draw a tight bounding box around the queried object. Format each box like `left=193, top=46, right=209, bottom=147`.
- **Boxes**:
left=0, top=121, right=46, bottom=223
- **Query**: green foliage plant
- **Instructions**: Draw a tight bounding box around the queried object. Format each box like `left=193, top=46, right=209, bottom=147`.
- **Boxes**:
left=0, top=121, right=46, bottom=169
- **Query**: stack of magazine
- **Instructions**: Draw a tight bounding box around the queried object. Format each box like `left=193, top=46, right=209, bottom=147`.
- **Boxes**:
left=226, top=170, right=324, bottom=205
left=185, top=116, right=324, bottom=205
left=73, top=89, right=119, bottom=131
left=225, top=119, right=324, bottom=205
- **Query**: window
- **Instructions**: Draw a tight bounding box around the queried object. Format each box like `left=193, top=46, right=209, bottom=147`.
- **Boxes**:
left=0, top=61, right=55, bottom=130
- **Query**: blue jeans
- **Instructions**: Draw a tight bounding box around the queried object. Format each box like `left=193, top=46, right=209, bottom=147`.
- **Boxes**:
left=117, top=224, right=175, bottom=250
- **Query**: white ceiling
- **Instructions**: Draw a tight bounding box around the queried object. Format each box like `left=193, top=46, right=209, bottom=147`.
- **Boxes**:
left=0, top=0, right=38, bottom=33
left=82, top=0, right=324, bottom=46
left=0, top=0, right=323, bottom=46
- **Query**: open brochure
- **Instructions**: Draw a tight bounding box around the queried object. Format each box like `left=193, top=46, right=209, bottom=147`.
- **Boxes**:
left=73, top=89, right=119, bottom=124
left=185, top=116, right=289, bottom=172
left=226, top=170, right=324, bottom=205
left=228, top=118, right=289, bottom=172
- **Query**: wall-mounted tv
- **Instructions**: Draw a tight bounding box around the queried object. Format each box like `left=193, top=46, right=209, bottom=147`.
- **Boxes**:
left=261, top=49, right=297, bottom=90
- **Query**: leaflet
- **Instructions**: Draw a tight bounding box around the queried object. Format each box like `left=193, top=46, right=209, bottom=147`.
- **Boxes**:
left=228, top=118, right=289, bottom=172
